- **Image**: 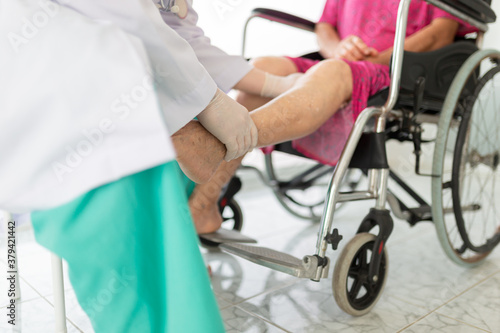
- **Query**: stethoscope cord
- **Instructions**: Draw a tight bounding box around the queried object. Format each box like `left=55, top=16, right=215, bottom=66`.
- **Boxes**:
left=159, top=0, right=177, bottom=13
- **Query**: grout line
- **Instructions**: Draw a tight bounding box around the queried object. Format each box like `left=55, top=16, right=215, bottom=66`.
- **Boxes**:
left=434, top=312, right=492, bottom=333
left=10, top=276, right=86, bottom=333
left=231, top=304, right=292, bottom=333
left=390, top=295, right=429, bottom=310
left=216, top=278, right=300, bottom=307
left=396, top=269, right=500, bottom=332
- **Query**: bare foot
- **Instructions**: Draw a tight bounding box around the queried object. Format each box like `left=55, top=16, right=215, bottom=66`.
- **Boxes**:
left=188, top=157, right=244, bottom=234
left=189, top=192, right=223, bottom=234
left=172, top=121, right=226, bottom=184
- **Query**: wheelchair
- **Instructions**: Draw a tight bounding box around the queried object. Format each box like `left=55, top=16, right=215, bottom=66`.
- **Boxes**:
left=213, top=0, right=500, bottom=316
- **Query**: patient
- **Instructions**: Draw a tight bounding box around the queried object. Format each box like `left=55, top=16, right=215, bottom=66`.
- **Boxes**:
left=186, top=0, right=476, bottom=234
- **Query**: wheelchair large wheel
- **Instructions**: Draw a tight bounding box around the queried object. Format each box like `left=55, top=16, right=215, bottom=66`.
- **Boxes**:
left=333, top=233, right=388, bottom=316
left=432, top=50, right=500, bottom=266
left=265, top=153, right=363, bottom=222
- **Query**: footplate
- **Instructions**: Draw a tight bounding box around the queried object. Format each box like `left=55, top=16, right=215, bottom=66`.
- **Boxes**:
left=220, top=243, right=329, bottom=279
left=199, top=229, right=257, bottom=244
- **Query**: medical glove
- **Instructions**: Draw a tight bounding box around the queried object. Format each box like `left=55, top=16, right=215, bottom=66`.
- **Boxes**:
left=197, top=89, right=258, bottom=161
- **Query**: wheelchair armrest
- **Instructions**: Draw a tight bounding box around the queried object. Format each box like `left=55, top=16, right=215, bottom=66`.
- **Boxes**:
left=250, top=8, right=316, bottom=32
left=425, top=0, right=495, bottom=31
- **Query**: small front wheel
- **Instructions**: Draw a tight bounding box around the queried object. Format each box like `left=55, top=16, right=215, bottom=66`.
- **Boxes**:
left=333, top=233, right=388, bottom=316
left=221, top=199, right=243, bottom=232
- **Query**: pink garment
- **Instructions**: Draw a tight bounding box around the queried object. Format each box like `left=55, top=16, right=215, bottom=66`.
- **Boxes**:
left=268, top=0, right=478, bottom=166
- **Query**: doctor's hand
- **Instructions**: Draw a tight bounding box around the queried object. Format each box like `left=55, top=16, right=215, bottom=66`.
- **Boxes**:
left=197, top=89, right=258, bottom=162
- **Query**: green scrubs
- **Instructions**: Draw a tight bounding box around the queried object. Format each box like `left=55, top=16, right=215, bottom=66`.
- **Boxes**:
left=31, top=162, right=224, bottom=333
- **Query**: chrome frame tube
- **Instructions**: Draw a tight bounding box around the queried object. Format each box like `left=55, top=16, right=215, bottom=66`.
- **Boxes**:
left=367, top=169, right=379, bottom=193
left=375, top=169, right=390, bottom=209
left=242, top=15, right=259, bottom=58
left=337, top=191, right=377, bottom=202
left=315, top=0, right=413, bottom=260
left=383, top=0, right=412, bottom=117
left=476, top=31, right=485, bottom=49
left=314, top=107, right=382, bottom=255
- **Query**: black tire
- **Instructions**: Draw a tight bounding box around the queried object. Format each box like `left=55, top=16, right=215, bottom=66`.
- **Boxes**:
left=432, top=50, right=500, bottom=266
left=333, top=233, right=388, bottom=316
left=450, top=64, right=500, bottom=261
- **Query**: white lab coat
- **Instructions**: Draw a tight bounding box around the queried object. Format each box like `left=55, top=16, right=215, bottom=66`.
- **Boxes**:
left=159, top=0, right=253, bottom=92
left=0, top=0, right=217, bottom=213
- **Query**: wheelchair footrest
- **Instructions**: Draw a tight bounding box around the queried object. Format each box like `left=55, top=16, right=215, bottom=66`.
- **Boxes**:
left=199, top=229, right=257, bottom=244
left=220, top=243, right=327, bottom=279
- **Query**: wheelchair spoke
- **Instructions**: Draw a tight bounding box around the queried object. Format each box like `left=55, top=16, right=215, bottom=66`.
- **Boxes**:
left=348, top=278, right=364, bottom=300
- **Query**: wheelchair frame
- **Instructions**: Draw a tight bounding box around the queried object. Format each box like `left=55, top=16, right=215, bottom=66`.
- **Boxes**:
left=219, top=0, right=500, bottom=316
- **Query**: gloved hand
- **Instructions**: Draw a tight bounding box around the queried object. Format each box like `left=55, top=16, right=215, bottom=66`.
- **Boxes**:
left=197, top=89, right=258, bottom=161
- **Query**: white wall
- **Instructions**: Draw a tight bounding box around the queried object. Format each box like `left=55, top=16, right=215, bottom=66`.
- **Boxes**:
left=483, top=0, right=500, bottom=50
left=194, top=0, right=500, bottom=57
left=194, top=0, right=325, bottom=58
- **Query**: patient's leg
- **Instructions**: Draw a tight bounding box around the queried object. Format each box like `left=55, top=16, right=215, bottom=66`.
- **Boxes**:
left=252, top=59, right=353, bottom=145
left=172, top=121, right=226, bottom=184
left=236, top=56, right=299, bottom=111
left=192, top=59, right=353, bottom=234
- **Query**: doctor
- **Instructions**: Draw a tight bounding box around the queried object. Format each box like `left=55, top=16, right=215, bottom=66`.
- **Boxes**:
left=157, top=0, right=302, bottom=97
left=1, top=0, right=255, bottom=331
left=157, top=0, right=303, bottom=235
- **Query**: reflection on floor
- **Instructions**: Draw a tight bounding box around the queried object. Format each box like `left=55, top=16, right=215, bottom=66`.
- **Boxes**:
left=0, top=148, right=499, bottom=333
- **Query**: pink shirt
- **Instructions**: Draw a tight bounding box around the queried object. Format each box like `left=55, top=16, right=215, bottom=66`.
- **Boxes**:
left=319, top=0, right=477, bottom=52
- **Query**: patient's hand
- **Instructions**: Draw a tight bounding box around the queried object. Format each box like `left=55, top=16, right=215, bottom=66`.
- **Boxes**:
left=332, top=35, right=378, bottom=61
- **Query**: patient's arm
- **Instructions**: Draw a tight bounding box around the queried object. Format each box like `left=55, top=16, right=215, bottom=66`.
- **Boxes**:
left=366, top=18, right=460, bottom=65
left=172, top=121, right=225, bottom=183
left=316, top=22, right=341, bottom=59
left=316, top=23, right=377, bottom=61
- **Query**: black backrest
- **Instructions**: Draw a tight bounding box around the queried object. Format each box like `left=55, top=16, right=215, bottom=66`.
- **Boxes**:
left=398, top=41, right=479, bottom=101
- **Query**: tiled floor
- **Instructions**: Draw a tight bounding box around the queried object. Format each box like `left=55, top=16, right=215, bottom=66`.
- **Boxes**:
left=0, top=145, right=499, bottom=332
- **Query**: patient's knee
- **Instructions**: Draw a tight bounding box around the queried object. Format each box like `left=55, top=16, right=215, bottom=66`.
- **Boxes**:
left=306, top=59, right=353, bottom=98
left=310, top=59, right=351, bottom=79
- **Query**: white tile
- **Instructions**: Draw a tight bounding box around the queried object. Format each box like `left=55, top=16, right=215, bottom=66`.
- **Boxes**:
left=0, top=277, right=41, bottom=308
left=400, top=312, right=489, bottom=333
left=1, top=226, right=73, bottom=297
left=221, top=305, right=289, bottom=333
left=205, top=250, right=298, bottom=305
left=436, top=272, right=500, bottom=332
left=383, top=229, right=500, bottom=311
left=0, top=297, right=81, bottom=333
left=47, top=289, right=94, bottom=333
left=235, top=279, right=428, bottom=333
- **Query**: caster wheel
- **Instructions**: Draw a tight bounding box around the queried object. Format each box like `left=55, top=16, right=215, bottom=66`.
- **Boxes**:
left=333, top=233, right=388, bottom=316
left=220, top=198, right=243, bottom=232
